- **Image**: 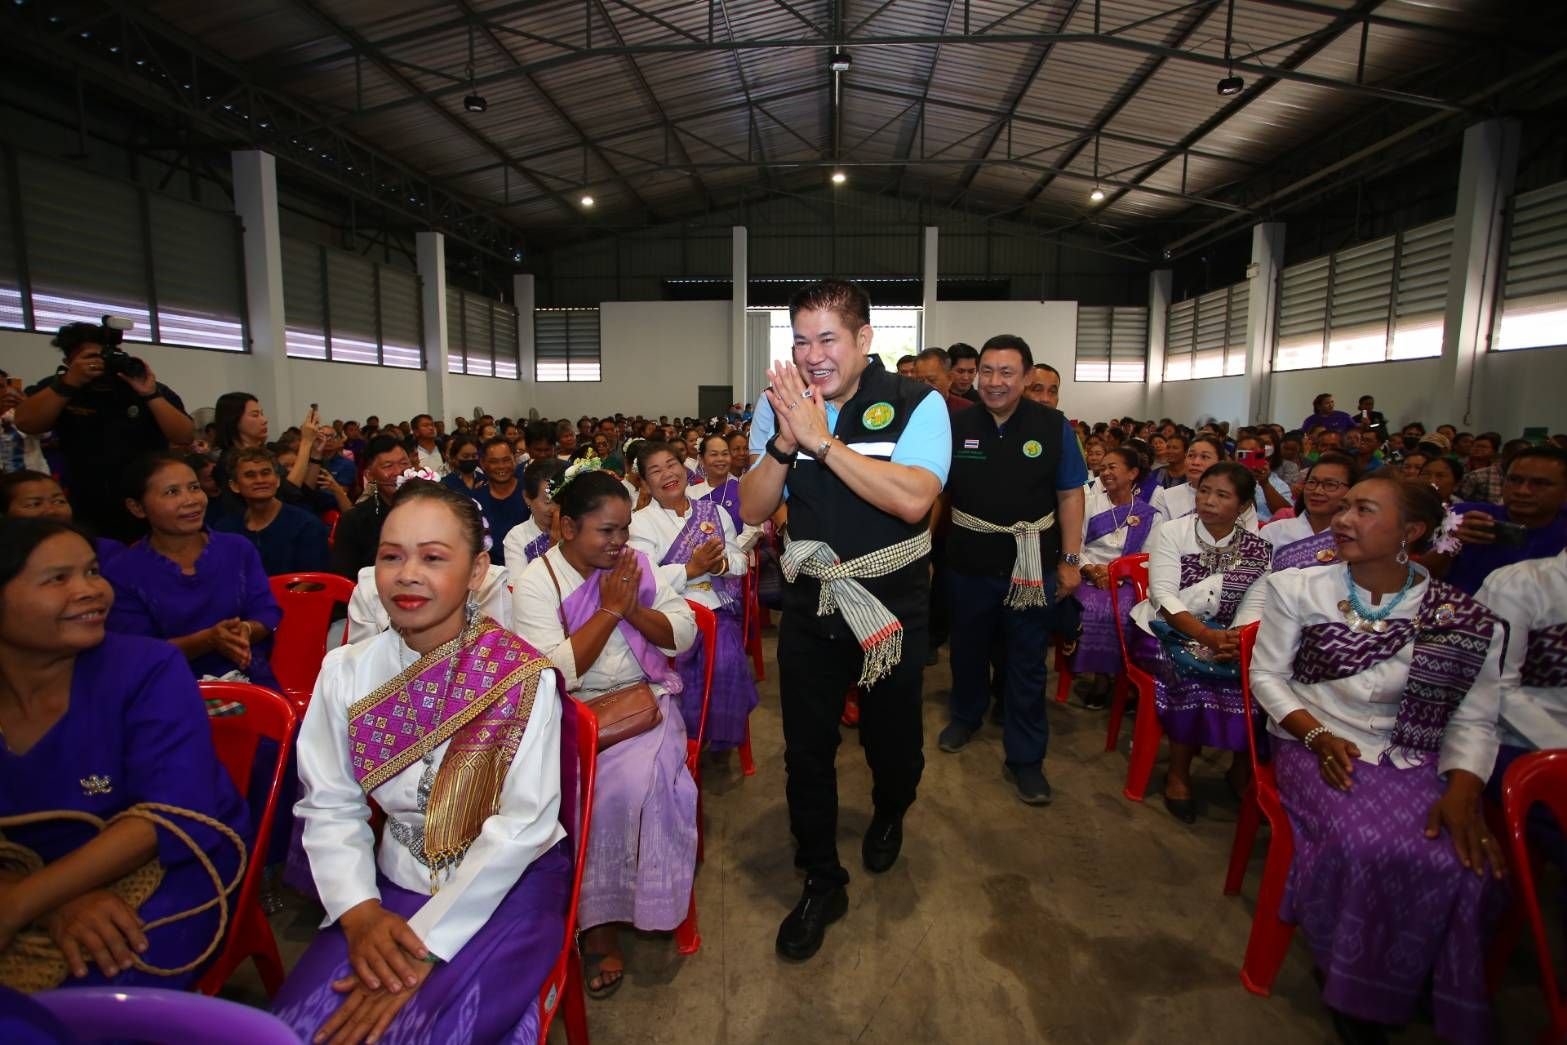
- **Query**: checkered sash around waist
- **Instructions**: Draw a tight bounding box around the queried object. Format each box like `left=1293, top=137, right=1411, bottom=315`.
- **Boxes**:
left=949, top=508, right=1056, bottom=609
left=1292, top=579, right=1498, bottom=765
left=1524, top=621, right=1567, bottom=689
left=781, top=529, right=932, bottom=687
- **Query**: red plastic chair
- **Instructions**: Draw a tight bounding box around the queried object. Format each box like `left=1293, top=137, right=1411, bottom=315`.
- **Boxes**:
left=1106, top=553, right=1163, bottom=799
left=537, top=690, right=599, bottom=1045
left=267, top=572, right=356, bottom=711
left=736, top=568, right=760, bottom=778
left=1052, top=637, right=1073, bottom=703
left=194, top=681, right=298, bottom=999
left=1501, top=749, right=1567, bottom=1042
left=1221, top=622, right=1299, bottom=996
left=674, top=600, right=717, bottom=956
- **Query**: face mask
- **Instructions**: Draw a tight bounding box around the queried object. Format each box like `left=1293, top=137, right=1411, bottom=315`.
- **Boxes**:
left=1263, top=445, right=1274, bottom=458
left=457, top=459, right=480, bottom=474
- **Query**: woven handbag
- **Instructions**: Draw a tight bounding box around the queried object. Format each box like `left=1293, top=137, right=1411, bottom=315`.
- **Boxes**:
left=0, top=803, right=247, bottom=993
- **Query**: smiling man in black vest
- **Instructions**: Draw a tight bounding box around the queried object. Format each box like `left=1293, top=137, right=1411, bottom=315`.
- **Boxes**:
left=742, top=280, right=951, bottom=962
left=938, top=335, right=1086, bottom=804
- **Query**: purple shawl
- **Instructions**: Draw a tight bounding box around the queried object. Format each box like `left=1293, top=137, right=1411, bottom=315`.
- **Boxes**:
left=697, top=476, right=744, bottom=534
left=1133, top=470, right=1160, bottom=505
left=1291, top=578, right=1499, bottom=764
left=1178, top=528, right=1272, bottom=627
left=558, top=550, right=682, bottom=694
left=521, top=528, right=551, bottom=565
left=657, top=498, right=741, bottom=611
left=1084, top=498, right=1156, bottom=556
left=1271, top=528, right=1340, bottom=571
left=1523, top=621, right=1567, bottom=689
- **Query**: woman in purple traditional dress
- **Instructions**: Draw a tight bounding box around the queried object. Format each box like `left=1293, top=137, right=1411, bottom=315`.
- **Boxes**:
left=512, top=468, right=698, bottom=1001
left=1, top=469, right=124, bottom=567
left=0, top=518, right=248, bottom=991
left=1261, top=452, right=1357, bottom=572
left=1251, top=475, right=1506, bottom=1045
left=1071, top=447, right=1164, bottom=709
left=1129, top=462, right=1272, bottom=823
left=631, top=442, right=759, bottom=751
left=103, top=453, right=283, bottom=693
left=274, top=480, right=568, bottom=1045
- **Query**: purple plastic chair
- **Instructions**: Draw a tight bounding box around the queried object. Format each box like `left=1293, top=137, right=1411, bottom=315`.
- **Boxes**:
left=32, top=987, right=298, bottom=1044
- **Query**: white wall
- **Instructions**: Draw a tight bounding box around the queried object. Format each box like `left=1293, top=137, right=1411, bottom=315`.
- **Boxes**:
left=1267, top=358, right=1445, bottom=432
left=1158, top=376, right=1248, bottom=428
left=925, top=300, right=1146, bottom=422
left=1474, top=346, right=1567, bottom=436
left=0, top=329, right=261, bottom=413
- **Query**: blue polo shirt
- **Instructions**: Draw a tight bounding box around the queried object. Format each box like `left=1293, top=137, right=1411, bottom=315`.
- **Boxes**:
left=748, top=390, right=952, bottom=490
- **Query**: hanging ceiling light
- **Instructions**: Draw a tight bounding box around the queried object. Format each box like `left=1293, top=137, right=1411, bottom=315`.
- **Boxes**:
left=828, top=50, right=852, bottom=74
left=831, top=170, right=847, bottom=185
left=1216, top=0, right=1244, bottom=96
left=580, top=194, right=595, bottom=207
left=1089, top=186, right=1106, bottom=203
left=462, top=29, right=487, bottom=112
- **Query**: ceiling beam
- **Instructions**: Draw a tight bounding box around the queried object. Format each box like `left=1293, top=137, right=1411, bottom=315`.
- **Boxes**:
left=889, top=0, right=960, bottom=195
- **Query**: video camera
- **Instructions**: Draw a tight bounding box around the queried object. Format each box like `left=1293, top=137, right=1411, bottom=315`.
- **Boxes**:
left=54, top=315, right=147, bottom=380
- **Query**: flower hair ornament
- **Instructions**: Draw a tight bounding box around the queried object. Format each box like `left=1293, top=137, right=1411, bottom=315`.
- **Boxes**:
left=394, top=467, right=493, bottom=552
left=1431, top=508, right=1464, bottom=557
left=549, top=450, right=603, bottom=501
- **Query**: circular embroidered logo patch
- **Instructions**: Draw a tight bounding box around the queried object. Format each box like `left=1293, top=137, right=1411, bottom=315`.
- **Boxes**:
left=1022, top=439, right=1043, bottom=458
left=699, top=521, right=716, bottom=535
left=862, top=402, right=895, bottom=430
left=1314, top=547, right=1337, bottom=563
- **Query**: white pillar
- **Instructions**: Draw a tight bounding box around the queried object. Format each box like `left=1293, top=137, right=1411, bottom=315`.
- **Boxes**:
left=416, top=231, right=450, bottom=423
left=731, top=226, right=748, bottom=401
left=1439, top=118, right=1520, bottom=427
left=513, top=273, right=535, bottom=395
left=1145, top=269, right=1172, bottom=419
left=1244, top=222, right=1285, bottom=424
left=231, top=151, right=291, bottom=424
left=922, top=225, right=939, bottom=339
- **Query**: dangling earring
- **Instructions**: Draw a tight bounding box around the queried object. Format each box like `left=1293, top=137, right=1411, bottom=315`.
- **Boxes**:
left=464, top=592, right=480, bottom=627
left=1396, top=538, right=1409, bottom=565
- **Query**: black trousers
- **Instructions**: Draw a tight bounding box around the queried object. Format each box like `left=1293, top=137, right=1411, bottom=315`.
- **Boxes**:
left=777, top=604, right=927, bottom=888
left=928, top=534, right=950, bottom=649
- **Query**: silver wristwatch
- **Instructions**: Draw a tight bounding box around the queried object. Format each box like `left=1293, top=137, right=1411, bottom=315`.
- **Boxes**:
left=1061, top=552, right=1082, bottom=567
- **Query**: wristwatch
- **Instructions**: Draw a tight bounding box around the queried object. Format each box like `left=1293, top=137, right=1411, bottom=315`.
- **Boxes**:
left=814, top=437, right=833, bottom=460
left=1061, top=552, right=1082, bottom=567
left=764, top=434, right=793, bottom=466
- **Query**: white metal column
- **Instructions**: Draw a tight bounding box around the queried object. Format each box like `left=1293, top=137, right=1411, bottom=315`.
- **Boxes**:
left=1145, top=269, right=1172, bottom=419
left=416, top=231, right=449, bottom=422
left=1439, top=118, right=1520, bottom=427
left=230, top=150, right=291, bottom=424
left=513, top=273, right=535, bottom=400
left=923, top=225, right=939, bottom=341
left=1245, top=222, right=1284, bottom=423
left=731, top=226, right=748, bottom=403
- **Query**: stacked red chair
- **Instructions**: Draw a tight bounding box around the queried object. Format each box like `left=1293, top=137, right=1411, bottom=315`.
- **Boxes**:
left=537, top=693, right=599, bottom=1045
left=194, top=681, right=297, bottom=998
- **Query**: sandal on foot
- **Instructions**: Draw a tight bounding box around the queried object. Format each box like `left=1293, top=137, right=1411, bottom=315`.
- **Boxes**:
left=583, top=953, right=625, bottom=1000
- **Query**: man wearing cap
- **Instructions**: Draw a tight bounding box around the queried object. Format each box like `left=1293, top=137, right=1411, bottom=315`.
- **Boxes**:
left=935, top=335, right=1086, bottom=804
left=742, top=279, right=951, bottom=962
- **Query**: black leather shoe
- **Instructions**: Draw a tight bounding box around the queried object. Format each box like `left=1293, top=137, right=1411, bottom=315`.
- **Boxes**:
left=862, top=814, right=904, bottom=873
left=1329, top=1008, right=1390, bottom=1045
left=1163, top=794, right=1197, bottom=824
left=775, top=884, right=848, bottom=962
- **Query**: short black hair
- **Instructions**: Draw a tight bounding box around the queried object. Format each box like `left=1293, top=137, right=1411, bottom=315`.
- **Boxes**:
left=363, top=434, right=406, bottom=467
left=915, top=346, right=950, bottom=368
left=947, top=342, right=979, bottom=363
left=979, top=334, right=1033, bottom=369
left=895, top=354, right=916, bottom=369
left=1199, top=461, right=1256, bottom=504
left=1505, top=445, right=1567, bottom=477
left=0, top=517, right=94, bottom=591
left=788, top=279, right=871, bottom=331
left=1032, top=362, right=1060, bottom=379
left=524, top=421, right=556, bottom=446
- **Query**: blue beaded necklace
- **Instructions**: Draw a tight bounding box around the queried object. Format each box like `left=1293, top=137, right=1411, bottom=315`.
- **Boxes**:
left=1339, top=563, right=1417, bottom=634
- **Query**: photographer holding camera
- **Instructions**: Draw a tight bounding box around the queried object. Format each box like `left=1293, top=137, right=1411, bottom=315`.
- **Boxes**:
left=14, top=319, right=193, bottom=539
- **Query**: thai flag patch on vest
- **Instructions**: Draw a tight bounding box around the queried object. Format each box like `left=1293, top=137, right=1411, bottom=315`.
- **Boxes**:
left=962, top=438, right=980, bottom=449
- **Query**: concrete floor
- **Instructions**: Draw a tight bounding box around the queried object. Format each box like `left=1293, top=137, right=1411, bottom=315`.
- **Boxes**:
left=235, top=630, right=1551, bottom=1044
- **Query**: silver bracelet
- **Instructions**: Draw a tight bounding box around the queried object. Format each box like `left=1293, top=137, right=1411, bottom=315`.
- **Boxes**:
left=1301, top=725, right=1331, bottom=753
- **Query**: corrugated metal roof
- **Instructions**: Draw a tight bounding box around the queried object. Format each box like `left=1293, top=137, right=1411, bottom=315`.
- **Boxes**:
left=128, top=0, right=1523, bottom=244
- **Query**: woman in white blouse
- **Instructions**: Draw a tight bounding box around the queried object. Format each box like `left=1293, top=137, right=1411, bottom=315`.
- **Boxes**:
left=512, top=469, right=698, bottom=1001
left=1128, top=461, right=1272, bottom=822
left=1071, top=447, right=1166, bottom=707
left=1154, top=433, right=1221, bottom=523
left=275, top=480, right=567, bottom=1045
left=1250, top=475, right=1506, bottom=1045
left=500, top=457, right=566, bottom=571
left=1259, top=452, right=1357, bottom=571
left=630, top=441, right=759, bottom=751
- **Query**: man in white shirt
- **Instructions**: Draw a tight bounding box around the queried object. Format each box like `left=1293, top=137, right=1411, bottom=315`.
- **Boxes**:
left=411, top=413, right=447, bottom=476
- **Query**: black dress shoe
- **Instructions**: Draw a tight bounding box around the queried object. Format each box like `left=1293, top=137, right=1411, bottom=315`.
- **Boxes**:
left=775, top=884, right=848, bottom=962
left=1163, top=795, right=1197, bottom=824
left=862, top=814, right=904, bottom=873
left=1329, top=1008, right=1390, bottom=1045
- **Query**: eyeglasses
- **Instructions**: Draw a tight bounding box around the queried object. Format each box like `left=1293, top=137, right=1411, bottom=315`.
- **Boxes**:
left=1302, top=478, right=1348, bottom=492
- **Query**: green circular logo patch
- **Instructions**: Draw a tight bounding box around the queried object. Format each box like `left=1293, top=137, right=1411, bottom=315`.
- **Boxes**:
left=1022, top=439, right=1043, bottom=458
left=862, top=402, right=895, bottom=431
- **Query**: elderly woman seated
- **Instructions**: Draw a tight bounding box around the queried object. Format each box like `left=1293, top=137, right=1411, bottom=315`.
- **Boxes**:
left=1251, top=475, right=1506, bottom=1044
left=0, top=518, right=248, bottom=992
left=630, top=441, right=758, bottom=751
left=273, top=480, right=567, bottom=1044
left=512, top=468, right=698, bottom=1001
left=1, top=470, right=124, bottom=566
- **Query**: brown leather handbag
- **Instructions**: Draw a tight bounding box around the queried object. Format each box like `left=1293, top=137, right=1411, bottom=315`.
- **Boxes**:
left=542, top=556, right=662, bottom=751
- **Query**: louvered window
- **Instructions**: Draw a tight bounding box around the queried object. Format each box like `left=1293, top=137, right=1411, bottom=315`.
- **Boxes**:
left=1495, top=179, right=1567, bottom=352
left=446, top=288, right=519, bottom=379
left=282, top=238, right=424, bottom=367
left=1075, top=306, right=1147, bottom=382
left=1391, top=218, right=1451, bottom=359
left=535, top=308, right=601, bottom=382
left=1165, top=283, right=1245, bottom=380
left=1276, top=256, right=1331, bottom=370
